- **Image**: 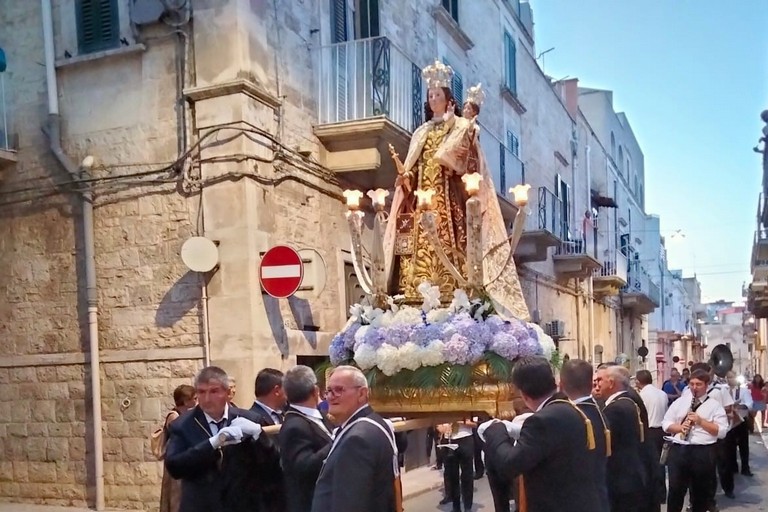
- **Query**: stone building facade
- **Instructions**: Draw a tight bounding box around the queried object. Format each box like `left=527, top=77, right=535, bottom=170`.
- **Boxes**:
left=0, top=0, right=669, bottom=509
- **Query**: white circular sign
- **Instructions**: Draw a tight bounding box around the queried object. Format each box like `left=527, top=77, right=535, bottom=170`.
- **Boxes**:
left=181, top=237, right=219, bottom=272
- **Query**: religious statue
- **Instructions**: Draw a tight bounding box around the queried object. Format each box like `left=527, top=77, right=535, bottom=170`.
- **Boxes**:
left=383, top=61, right=529, bottom=320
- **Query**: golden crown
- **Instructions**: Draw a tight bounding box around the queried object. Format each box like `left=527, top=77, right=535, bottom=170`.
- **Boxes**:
left=422, top=60, right=454, bottom=89
left=466, top=83, right=486, bottom=106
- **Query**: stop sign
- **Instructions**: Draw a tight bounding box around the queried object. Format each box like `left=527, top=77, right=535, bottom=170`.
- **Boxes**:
left=259, top=245, right=304, bottom=298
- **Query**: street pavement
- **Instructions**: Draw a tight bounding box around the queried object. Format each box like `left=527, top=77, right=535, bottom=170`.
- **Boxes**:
left=403, top=431, right=768, bottom=511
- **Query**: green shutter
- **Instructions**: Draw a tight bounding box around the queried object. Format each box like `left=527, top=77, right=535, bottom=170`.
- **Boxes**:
left=452, top=71, right=463, bottom=105
left=76, top=0, right=119, bottom=54
left=499, top=143, right=507, bottom=193
left=359, top=0, right=380, bottom=38
left=504, top=31, right=517, bottom=94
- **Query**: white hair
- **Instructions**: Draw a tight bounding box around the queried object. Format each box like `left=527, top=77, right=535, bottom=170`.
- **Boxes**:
left=606, top=365, right=630, bottom=390
left=330, top=365, right=369, bottom=388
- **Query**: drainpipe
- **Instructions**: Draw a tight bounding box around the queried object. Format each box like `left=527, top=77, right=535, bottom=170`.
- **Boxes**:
left=586, top=145, right=595, bottom=363
left=41, top=1, right=104, bottom=510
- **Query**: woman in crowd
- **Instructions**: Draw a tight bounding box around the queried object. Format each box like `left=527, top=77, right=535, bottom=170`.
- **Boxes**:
left=160, top=384, right=197, bottom=512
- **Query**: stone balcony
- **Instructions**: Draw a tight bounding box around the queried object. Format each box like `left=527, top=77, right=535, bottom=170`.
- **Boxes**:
left=593, top=251, right=628, bottom=297
left=313, top=36, right=422, bottom=190
left=553, top=238, right=600, bottom=280
left=516, top=186, right=563, bottom=263
left=752, top=221, right=768, bottom=283
left=621, top=261, right=660, bottom=315
left=0, top=73, right=17, bottom=170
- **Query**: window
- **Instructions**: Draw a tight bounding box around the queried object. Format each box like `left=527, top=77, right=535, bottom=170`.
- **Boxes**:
left=506, top=130, right=520, bottom=157
left=331, top=0, right=380, bottom=42
left=344, top=262, right=366, bottom=318
left=618, top=146, right=624, bottom=174
left=555, top=174, right=571, bottom=240
left=503, top=31, right=517, bottom=94
left=76, top=0, right=119, bottom=54
left=442, top=0, right=459, bottom=23
left=610, top=132, right=616, bottom=159
left=444, top=57, right=463, bottom=104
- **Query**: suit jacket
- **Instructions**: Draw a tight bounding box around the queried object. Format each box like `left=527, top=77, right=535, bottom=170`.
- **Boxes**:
left=311, top=405, right=396, bottom=512
left=250, top=401, right=280, bottom=425
left=603, top=393, right=648, bottom=496
left=483, top=396, right=602, bottom=512
left=279, top=406, right=334, bottom=512
left=164, top=405, right=284, bottom=512
left=576, top=398, right=610, bottom=512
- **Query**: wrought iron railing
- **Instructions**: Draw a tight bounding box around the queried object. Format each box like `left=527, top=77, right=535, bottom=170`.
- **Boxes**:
left=314, top=37, right=423, bottom=133
left=622, top=260, right=660, bottom=306
left=525, top=186, right=563, bottom=237
left=555, top=238, right=589, bottom=257
left=0, top=73, right=11, bottom=151
left=594, top=251, right=628, bottom=282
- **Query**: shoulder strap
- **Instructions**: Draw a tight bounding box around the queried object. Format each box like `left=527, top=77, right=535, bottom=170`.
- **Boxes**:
left=616, top=396, right=645, bottom=443
left=550, top=399, right=595, bottom=451
left=284, top=410, right=333, bottom=438
left=577, top=400, right=612, bottom=457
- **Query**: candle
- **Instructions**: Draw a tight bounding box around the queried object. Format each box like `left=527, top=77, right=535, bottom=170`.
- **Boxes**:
left=366, top=188, right=390, bottom=210
left=343, top=189, right=364, bottom=210
left=509, top=184, right=531, bottom=207
left=462, top=173, right=483, bottom=196
left=414, top=189, right=436, bottom=210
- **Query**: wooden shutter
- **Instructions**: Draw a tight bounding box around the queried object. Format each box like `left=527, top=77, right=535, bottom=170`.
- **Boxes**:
left=331, top=0, right=348, bottom=43
left=452, top=71, right=463, bottom=105
left=499, top=142, right=506, bottom=194
left=504, top=31, right=517, bottom=94
left=76, top=0, right=119, bottom=54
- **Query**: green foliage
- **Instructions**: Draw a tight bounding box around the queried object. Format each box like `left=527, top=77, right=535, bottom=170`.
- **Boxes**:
left=550, top=350, right=563, bottom=370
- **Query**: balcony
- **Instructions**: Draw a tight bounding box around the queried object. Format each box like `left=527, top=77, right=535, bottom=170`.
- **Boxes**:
left=748, top=282, right=768, bottom=319
left=481, top=125, right=525, bottom=224
left=621, top=261, right=660, bottom=314
left=752, top=200, right=768, bottom=280
left=515, top=187, right=563, bottom=263
left=0, top=73, right=17, bottom=169
left=313, top=37, right=421, bottom=189
left=593, top=251, right=628, bottom=296
left=553, top=238, right=601, bottom=280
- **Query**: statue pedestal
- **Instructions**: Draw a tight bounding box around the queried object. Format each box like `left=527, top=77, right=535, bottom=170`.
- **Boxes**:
left=369, top=382, right=523, bottom=417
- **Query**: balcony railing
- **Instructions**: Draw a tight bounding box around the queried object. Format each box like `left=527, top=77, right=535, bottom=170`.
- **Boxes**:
left=314, top=37, right=423, bottom=133
left=527, top=186, right=564, bottom=237
left=623, top=260, right=660, bottom=305
left=555, top=238, right=589, bottom=257
left=480, top=124, right=524, bottom=199
left=594, top=251, right=628, bottom=282
left=0, top=73, right=12, bottom=151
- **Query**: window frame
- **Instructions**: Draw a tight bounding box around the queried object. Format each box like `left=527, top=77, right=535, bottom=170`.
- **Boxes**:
left=503, top=30, right=517, bottom=94
left=76, top=0, right=120, bottom=55
left=442, top=0, right=460, bottom=23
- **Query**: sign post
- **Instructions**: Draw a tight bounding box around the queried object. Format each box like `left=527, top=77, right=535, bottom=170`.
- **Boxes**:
left=259, top=245, right=304, bottom=299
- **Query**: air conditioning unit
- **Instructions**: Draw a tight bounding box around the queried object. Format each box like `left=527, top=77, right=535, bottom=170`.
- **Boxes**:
left=545, top=320, right=566, bottom=339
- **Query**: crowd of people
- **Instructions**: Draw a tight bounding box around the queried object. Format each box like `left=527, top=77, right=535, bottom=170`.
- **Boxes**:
left=153, top=358, right=763, bottom=512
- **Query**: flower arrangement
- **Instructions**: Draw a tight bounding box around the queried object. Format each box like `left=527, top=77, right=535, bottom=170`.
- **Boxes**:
left=329, top=283, right=558, bottom=389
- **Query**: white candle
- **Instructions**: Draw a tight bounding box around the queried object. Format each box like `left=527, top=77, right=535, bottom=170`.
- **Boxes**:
left=462, top=173, right=483, bottom=196
left=414, top=189, right=436, bottom=210
left=343, top=189, right=364, bottom=210
left=509, top=184, right=531, bottom=207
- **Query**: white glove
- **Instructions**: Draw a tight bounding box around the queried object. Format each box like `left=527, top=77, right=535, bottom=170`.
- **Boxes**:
left=209, top=426, right=243, bottom=449
left=230, top=417, right=263, bottom=440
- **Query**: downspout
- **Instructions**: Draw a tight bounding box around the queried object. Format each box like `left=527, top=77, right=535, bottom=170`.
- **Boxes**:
left=586, top=145, right=595, bottom=364
left=41, top=2, right=104, bottom=510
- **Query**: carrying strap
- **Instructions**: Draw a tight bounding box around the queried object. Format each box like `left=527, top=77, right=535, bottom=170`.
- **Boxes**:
left=577, top=400, right=613, bottom=457
left=549, top=399, right=596, bottom=451
left=284, top=410, right=333, bottom=439
left=615, top=396, right=646, bottom=443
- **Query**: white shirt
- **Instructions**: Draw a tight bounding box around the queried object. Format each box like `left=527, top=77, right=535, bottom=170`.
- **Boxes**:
left=605, top=390, right=626, bottom=406
left=662, top=394, right=728, bottom=444
left=254, top=400, right=283, bottom=424
left=680, top=382, right=734, bottom=409
left=203, top=403, right=230, bottom=435
left=572, top=395, right=593, bottom=404
left=730, top=385, right=753, bottom=421
left=639, top=385, right=669, bottom=428
left=291, top=404, right=333, bottom=438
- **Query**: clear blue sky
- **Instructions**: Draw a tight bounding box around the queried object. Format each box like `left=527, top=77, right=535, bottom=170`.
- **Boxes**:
left=531, top=0, right=767, bottom=303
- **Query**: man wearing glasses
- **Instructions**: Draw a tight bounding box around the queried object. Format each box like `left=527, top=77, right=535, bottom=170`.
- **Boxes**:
left=311, top=365, right=400, bottom=512
left=164, top=366, right=283, bottom=512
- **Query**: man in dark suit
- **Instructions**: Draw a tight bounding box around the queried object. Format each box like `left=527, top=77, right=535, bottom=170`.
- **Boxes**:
left=250, top=368, right=287, bottom=425
left=560, top=359, right=610, bottom=512
left=593, top=364, right=648, bottom=512
left=479, top=356, right=602, bottom=512
left=279, top=365, right=334, bottom=512
left=165, top=366, right=284, bottom=512
left=311, top=365, right=398, bottom=512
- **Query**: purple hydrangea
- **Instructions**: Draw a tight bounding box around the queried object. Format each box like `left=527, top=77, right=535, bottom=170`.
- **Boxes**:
left=411, top=323, right=445, bottom=347
left=381, top=324, right=412, bottom=348
left=484, top=315, right=506, bottom=335
left=517, top=335, right=541, bottom=357
left=342, top=323, right=361, bottom=350
left=330, top=334, right=350, bottom=365
left=443, top=333, right=471, bottom=364
left=359, top=326, right=386, bottom=350
left=489, top=331, right=520, bottom=360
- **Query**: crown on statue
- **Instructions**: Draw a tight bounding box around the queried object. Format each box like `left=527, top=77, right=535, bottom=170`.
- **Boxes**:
left=466, top=83, right=486, bottom=106
left=422, top=60, right=454, bottom=89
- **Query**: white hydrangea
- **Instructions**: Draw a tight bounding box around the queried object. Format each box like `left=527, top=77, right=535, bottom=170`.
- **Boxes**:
left=349, top=303, right=364, bottom=322
left=421, top=340, right=446, bottom=367
left=530, top=323, right=556, bottom=360
left=377, top=344, right=402, bottom=376
left=354, top=325, right=370, bottom=347
left=418, top=282, right=442, bottom=312
left=426, top=308, right=452, bottom=325
left=398, top=342, right=423, bottom=371
left=390, top=305, right=423, bottom=326
left=354, top=344, right=378, bottom=370
left=372, top=310, right=395, bottom=328
left=361, top=305, right=384, bottom=324
left=450, top=289, right=471, bottom=313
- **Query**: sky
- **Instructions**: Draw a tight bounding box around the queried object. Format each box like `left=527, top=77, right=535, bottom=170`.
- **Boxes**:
left=531, top=0, right=767, bottom=303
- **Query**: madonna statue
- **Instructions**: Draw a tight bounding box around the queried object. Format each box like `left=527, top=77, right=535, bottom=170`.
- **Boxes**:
left=383, top=61, right=530, bottom=321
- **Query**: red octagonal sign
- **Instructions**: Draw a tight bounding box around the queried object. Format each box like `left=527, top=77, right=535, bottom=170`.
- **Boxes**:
left=260, top=245, right=304, bottom=299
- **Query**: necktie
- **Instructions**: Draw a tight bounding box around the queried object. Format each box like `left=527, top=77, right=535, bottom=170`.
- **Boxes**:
left=211, top=418, right=227, bottom=434
left=272, top=411, right=283, bottom=425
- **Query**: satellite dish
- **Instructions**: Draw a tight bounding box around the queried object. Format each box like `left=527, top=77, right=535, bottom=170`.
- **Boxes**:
left=181, top=237, right=219, bottom=272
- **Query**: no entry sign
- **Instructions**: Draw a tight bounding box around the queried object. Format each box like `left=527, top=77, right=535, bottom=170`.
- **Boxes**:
left=259, top=245, right=304, bottom=298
